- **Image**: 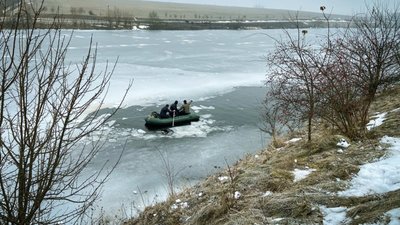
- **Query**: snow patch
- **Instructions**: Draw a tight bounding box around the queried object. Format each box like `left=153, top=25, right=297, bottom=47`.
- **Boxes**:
left=337, top=138, right=350, bottom=148
left=234, top=191, right=241, bottom=199
left=339, top=136, right=400, bottom=196
left=285, top=138, right=302, bottom=143
left=320, top=206, right=347, bottom=225
left=367, top=112, right=387, bottom=130
left=386, top=208, right=400, bottom=225
left=171, top=199, right=189, bottom=210
left=218, top=176, right=230, bottom=183
left=293, top=168, right=316, bottom=182
left=262, top=191, right=273, bottom=197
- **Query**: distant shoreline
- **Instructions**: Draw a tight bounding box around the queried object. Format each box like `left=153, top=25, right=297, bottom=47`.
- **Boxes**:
left=4, top=15, right=350, bottom=30
left=3, top=1, right=350, bottom=30
left=140, top=19, right=349, bottom=30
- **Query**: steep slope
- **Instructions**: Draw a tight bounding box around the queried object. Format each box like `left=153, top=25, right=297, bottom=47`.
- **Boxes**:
left=126, top=85, right=400, bottom=224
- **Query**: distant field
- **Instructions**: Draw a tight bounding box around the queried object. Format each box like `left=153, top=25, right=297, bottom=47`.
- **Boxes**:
left=31, top=0, right=344, bottom=21
left=3, top=0, right=349, bottom=30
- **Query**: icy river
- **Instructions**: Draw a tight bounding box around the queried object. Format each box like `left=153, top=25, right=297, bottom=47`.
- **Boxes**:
left=64, top=28, right=321, bottom=217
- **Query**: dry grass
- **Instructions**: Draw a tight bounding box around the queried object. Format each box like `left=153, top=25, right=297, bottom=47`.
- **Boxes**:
left=368, top=85, right=400, bottom=138
left=126, top=84, right=400, bottom=225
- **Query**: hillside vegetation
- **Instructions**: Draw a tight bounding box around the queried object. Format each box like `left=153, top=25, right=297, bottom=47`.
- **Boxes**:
left=2, top=0, right=349, bottom=29
left=32, top=0, right=334, bottom=20
left=124, top=84, right=400, bottom=225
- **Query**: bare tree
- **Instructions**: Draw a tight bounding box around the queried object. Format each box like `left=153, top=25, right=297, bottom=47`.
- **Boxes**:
left=314, top=3, right=400, bottom=138
left=339, top=3, right=400, bottom=123
left=265, top=4, right=400, bottom=140
left=0, top=1, right=131, bottom=224
left=265, top=18, right=321, bottom=142
left=315, top=41, right=368, bottom=138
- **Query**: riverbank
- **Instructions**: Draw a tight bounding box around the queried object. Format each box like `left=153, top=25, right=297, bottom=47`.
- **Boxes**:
left=3, top=14, right=349, bottom=30
left=3, top=0, right=350, bottom=30
left=125, top=84, right=400, bottom=224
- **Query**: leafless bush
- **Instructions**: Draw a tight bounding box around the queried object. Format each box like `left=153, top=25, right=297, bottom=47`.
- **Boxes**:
left=0, top=0, right=132, bottom=224
left=265, top=16, right=322, bottom=142
left=265, top=4, right=400, bottom=140
left=315, top=3, right=400, bottom=138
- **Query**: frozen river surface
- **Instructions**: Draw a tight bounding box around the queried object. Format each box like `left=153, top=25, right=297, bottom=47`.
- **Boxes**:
left=66, top=28, right=318, bottom=216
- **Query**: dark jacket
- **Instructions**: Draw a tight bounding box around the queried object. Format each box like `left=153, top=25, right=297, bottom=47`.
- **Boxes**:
left=160, top=105, right=170, bottom=118
left=170, top=102, right=178, bottom=114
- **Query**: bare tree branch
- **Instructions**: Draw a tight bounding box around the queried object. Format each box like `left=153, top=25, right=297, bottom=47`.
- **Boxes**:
left=0, top=1, right=132, bottom=224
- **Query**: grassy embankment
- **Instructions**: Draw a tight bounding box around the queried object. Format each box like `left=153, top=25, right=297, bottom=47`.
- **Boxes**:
left=125, top=84, right=400, bottom=225
left=5, top=0, right=349, bottom=29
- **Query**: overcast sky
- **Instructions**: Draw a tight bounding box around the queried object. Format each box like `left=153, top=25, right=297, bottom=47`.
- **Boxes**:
left=147, top=0, right=399, bottom=15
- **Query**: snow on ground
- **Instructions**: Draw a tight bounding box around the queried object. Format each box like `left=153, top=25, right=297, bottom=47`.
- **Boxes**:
left=336, top=139, right=350, bottom=148
left=386, top=208, right=400, bottom=225
left=285, top=137, right=302, bottom=143
left=293, top=168, right=316, bottom=182
left=367, top=112, right=387, bottom=130
left=320, top=206, right=347, bottom=225
left=321, top=135, right=400, bottom=224
left=321, top=109, right=400, bottom=224
left=339, top=136, right=400, bottom=196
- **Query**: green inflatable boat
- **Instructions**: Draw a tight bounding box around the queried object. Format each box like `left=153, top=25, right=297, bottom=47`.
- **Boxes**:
left=145, top=111, right=200, bottom=129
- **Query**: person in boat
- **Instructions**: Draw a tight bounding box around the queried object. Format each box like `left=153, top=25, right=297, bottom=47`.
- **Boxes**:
left=169, top=100, right=179, bottom=117
left=160, top=104, right=171, bottom=119
left=179, top=100, right=193, bottom=115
